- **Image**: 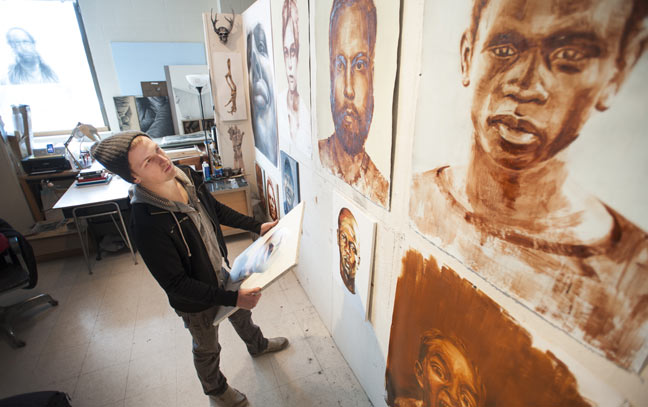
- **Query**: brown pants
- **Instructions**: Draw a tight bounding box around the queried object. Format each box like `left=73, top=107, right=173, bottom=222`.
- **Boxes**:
left=176, top=306, right=268, bottom=396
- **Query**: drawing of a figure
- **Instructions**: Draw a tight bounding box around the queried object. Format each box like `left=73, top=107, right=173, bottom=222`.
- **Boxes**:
left=278, top=0, right=312, bottom=155
left=337, top=207, right=359, bottom=294
left=4, top=27, right=58, bottom=85
left=224, top=58, right=237, bottom=115
left=228, top=125, right=245, bottom=172
left=318, top=0, right=388, bottom=206
left=114, top=96, right=140, bottom=131
left=386, top=250, right=594, bottom=407
left=230, top=227, right=287, bottom=282
left=267, top=177, right=278, bottom=221
left=409, top=0, right=648, bottom=368
left=247, top=22, right=278, bottom=165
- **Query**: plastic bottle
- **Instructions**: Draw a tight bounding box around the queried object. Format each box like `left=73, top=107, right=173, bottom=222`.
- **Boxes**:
left=202, top=161, right=211, bottom=181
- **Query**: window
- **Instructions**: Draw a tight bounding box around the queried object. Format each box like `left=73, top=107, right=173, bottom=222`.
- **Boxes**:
left=0, top=0, right=107, bottom=136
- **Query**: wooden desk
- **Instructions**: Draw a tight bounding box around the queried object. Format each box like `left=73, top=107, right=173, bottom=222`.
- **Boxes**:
left=206, top=177, right=253, bottom=236
left=19, top=170, right=79, bottom=221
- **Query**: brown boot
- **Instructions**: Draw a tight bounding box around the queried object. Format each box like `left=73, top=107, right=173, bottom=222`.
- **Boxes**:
left=209, top=386, right=249, bottom=407
left=251, top=337, right=289, bottom=357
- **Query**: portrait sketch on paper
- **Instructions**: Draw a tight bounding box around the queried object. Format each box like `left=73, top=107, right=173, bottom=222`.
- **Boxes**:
left=408, top=0, right=648, bottom=370
left=230, top=227, right=289, bottom=282
left=272, top=0, right=312, bottom=158
left=386, top=249, right=624, bottom=407
left=244, top=0, right=279, bottom=166
left=267, top=176, right=279, bottom=221
left=4, top=27, right=58, bottom=85
left=332, top=193, right=376, bottom=318
left=315, top=0, right=399, bottom=208
left=113, top=96, right=140, bottom=131
left=135, top=96, right=174, bottom=138
left=281, top=151, right=300, bottom=215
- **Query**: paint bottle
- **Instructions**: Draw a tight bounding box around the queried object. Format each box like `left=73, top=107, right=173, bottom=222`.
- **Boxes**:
left=202, top=161, right=211, bottom=181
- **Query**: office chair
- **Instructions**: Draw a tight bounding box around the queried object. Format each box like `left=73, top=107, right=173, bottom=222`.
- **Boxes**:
left=0, top=224, right=58, bottom=348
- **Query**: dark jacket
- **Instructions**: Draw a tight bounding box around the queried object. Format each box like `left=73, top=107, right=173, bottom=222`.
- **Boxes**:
left=130, top=166, right=262, bottom=313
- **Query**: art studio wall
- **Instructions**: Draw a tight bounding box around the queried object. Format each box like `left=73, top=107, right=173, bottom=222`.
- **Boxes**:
left=258, top=1, right=648, bottom=407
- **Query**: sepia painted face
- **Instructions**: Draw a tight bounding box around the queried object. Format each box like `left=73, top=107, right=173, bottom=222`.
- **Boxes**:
left=337, top=210, right=359, bottom=291
left=283, top=20, right=298, bottom=93
left=465, top=0, right=632, bottom=171
left=329, top=4, right=374, bottom=156
left=267, top=179, right=278, bottom=220
left=416, top=338, right=482, bottom=407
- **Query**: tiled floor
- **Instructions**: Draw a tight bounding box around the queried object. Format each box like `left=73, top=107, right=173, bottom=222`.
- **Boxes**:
left=0, top=235, right=372, bottom=406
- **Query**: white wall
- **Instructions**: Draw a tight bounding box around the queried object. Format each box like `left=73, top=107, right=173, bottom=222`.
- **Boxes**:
left=77, top=0, right=219, bottom=133
left=291, top=1, right=648, bottom=407
left=0, top=139, right=33, bottom=232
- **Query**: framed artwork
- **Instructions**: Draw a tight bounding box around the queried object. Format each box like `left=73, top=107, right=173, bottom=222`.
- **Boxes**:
left=135, top=96, right=174, bottom=138
left=164, top=65, right=214, bottom=134
left=266, top=175, right=279, bottom=221
left=386, top=248, right=623, bottom=407
left=210, top=52, right=247, bottom=122
left=243, top=0, right=279, bottom=166
left=255, top=161, right=266, bottom=215
left=314, top=0, right=400, bottom=207
left=332, top=192, right=376, bottom=320
left=182, top=119, right=200, bottom=134
left=280, top=150, right=300, bottom=216
left=113, top=96, right=140, bottom=131
left=407, top=0, right=648, bottom=371
left=271, top=0, right=313, bottom=158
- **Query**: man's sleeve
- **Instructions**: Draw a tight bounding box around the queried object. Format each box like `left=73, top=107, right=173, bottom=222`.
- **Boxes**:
left=204, top=187, right=263, bottom=234
left=134, top=220, right=238, bottom=307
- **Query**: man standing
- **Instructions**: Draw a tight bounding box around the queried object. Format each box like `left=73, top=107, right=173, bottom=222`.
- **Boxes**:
left=5, top=27, right=58, bottom=85
left=91, top=132, right=287, bottom=407
left=319, top=0, right=388, bottom=206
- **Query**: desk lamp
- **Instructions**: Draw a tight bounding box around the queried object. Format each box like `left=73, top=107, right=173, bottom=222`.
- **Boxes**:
left=185, top=74, right=214, bottom=175
left=65, top=122, right=100, bottom=169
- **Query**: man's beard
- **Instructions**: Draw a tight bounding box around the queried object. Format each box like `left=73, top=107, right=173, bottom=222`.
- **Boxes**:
left=332, top=100, right=373, bottom=156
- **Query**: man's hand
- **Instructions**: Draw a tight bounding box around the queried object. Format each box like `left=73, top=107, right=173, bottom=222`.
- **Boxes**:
left=237, top=287, right=262, bottom=309
left=260, top=220, right=278, bottom=236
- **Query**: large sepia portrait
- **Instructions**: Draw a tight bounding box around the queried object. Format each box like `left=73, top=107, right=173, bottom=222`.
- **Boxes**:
left=386, top=249, right=624, bottom=407
left=408, top=0, right=648, bottom=370
left=243, top=0, right=279, bottom=166
left=314, top=0, right=400, bottom=208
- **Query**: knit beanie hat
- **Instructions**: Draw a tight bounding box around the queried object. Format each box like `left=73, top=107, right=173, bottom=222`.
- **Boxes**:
left=90, top=131, right=150, bottom=183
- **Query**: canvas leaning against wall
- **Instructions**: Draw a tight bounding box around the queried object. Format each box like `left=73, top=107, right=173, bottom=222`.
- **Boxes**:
left=210, top=53, right=247, bottom=122
left=271, top=0, right=313, bottom=158
left=407, top=0, right=648, bottom=370
left=332, top=192, right=376, bottom=320
left=113, top=96, right=140, bottom=131
left=244, top=0, right=279, bottom=167
left=164, top=65, right=214, bottom=134
left=314, top=0, right=400, bottom=208
left=135, top=96, right=174, bottom=138
left=386, top=249, right=624, bottom=407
